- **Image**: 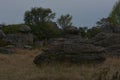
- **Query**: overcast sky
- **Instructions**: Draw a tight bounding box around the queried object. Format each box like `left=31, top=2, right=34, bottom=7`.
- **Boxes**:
left=0, top=0, right=118, bottom=27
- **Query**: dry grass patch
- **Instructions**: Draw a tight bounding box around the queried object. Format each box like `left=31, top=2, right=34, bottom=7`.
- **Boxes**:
left=0, top=49, right=120, bottom=80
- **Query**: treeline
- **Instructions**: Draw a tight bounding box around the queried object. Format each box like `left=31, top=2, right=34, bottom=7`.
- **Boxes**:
left=1, top=0, right=120, bottom=40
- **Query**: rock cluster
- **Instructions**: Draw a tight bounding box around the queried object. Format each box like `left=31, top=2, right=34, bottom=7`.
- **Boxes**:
left=34, top=36, right=106, bottom=65
left=33, top=26, right=120, bottom=65
left=3, top=25, right=33, bottom=48
left=0, top=25, right=33, bottom=54
left=91, top=26, right=120, bottom=56
left=0, top=30, right=6, bottom=39
left=0, top=45, right=15, bottom=54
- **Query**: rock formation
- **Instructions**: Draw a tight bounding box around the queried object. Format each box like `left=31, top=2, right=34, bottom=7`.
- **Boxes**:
left=0, top=30, right=6, bottom=39
left=34, top=36, right=106, bottom=65
left=0, top=30, right=6, bottom=47
left=3, top=25, right=33, bottom=48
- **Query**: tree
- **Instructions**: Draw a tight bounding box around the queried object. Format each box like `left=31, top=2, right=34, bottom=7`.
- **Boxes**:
left=79, top=27, right=88, bottom=37
left=87, top=27, right=100, bottom=38
left=96, top=17, right=116, bottom=33
left=57, top=14, right=72, bottom=29
left=109, top=0, right=120, bottom=25
left=24, top=7, right=55, bottom=26
left=96, top=17, right=115, bottom=27
left=31, top=22, right=61, bottom=40
left=24, top=7, right=61, bottom=40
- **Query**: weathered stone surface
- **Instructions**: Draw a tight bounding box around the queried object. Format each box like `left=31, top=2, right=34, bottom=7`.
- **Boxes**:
left=100, top=26, right=120, bottom=33
left=0, top=30, right=6, bottom=47
left=19, top=25, right=31, bottom=33
left=92, top=33, right=120, bottom=47
left=33, top=37, right=106, bottom=65
left=105, top=45, right=120, bottom=56
left=34, top=41, right=44, bottom=47
left=90, top=32, right=120, bottom=56
left=0, top=30, right=6, bottom=38
left=3, top=25, right=33, bottom=48
left=3, top=33, right=33, bottom=48
left=114, top=26, right=120, bottom=33
left=0, top=45, right=15, bottom=54
left=64, top=26, right=79, bottom=35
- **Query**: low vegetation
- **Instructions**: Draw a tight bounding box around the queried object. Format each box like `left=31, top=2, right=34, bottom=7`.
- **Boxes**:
left=0, top=49, right=120, bottom=80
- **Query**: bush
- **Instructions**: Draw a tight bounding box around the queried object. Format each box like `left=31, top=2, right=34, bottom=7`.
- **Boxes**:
left=30, top=22, right=62, bottom=40
left=87, top=27, right=100, bottom=38
left=2, top=24, right=23, bottom=34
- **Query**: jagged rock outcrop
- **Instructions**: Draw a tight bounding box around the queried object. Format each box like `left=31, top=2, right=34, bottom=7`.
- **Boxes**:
left=19, top=25, right=31, bottom=33
left=105, top=45, right=120, bottom=57
left=63, top=26, right=79, bottom=35
left=92, top=33, right=120, bottom=47
left=3, top=25, right=33, bottom=48
left=0, top=45, right=15, bottom=54
left=33, top=37, right=106, bottom=65
left=91, top=32, right=120, bottom=56
left=0, top=30, right=6, bottom=39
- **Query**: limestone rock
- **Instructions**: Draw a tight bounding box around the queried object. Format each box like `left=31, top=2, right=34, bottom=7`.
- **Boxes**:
left=92, top=33, right=120, bottom=47
left=19, top=25, right=31, bottom=33
left=33, top=38, right=106, bottom=65
left=105, top=45, right=120, bottom=56
left=0, top=45, right=15, bottom=54
left=64, top=26, right=79, bottom=35
left=0, top=30, right=6, bottom=38
left=0, top=30, right=6, bottom=47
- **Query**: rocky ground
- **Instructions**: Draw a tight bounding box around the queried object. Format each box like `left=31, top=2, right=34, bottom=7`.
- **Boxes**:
left=1, top=25, right=120, bottom=80
left=0, top=49, right=120, bottom=80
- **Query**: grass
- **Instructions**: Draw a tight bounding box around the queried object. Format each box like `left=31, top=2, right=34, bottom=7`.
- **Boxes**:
left=0, top=49, right=120, bottom=80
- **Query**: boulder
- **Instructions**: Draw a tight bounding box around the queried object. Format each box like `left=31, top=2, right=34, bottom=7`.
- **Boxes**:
left=114, top=26, right=120, bottom=33
left=92, top=33, right=120, bottom=47
left=34, top=41, right=44, bottom=47
left=19, top=25, right=31, bottom=33
left=64, top=26, right=79, bottom=35
left=0, top=30, right=6, bottom=47
left=3, top=25, right=34, bottom=48
left=105, top=45, right=120, bottom=57
left=33, top=38, right=106, bottom=65
left=0, top=30, right=6, bottom=38
left=0, top=45, right=15, bottom=54
left=3, top=33, right=33, bottom=48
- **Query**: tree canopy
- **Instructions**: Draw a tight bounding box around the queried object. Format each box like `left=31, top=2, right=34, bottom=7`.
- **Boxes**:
left=109, top=0, right=120, bottom=25
left=57, top=14, right=72, bottom=29
left=24, top=7, right=56, bottom=26
left=24, top=7, right=62, bottom=40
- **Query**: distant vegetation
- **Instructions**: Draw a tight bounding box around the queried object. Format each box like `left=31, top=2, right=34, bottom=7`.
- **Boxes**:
left=109, top=0, right=120, bottom=25
left=57, top=14, right=73, bottom=29
left=1, top=0, right=120, bottom=40
left=2, top=24, right=23, bottom=34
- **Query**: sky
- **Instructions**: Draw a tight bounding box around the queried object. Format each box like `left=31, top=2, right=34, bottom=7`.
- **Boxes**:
left=0, top=0, right=118, bottom=27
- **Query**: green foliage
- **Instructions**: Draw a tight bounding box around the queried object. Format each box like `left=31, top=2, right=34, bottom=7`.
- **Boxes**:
left=30, top=22, right=62, bottom=40
left=24, top=7, right=61, bottom=40
left=2, top=24, right=23, bottom=34
left=57, top=14, right=72, bottom=29
left=96, top=17, right=115, bottom=27
left=96, top=17, right=117, bottom=33
left=87, top=27, right=100, bottom=38
left=109, top=0, right=120, bottom=25
left=24, top=7, right=55, bottom=26
left=79, top=27, right=88, bottom=37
